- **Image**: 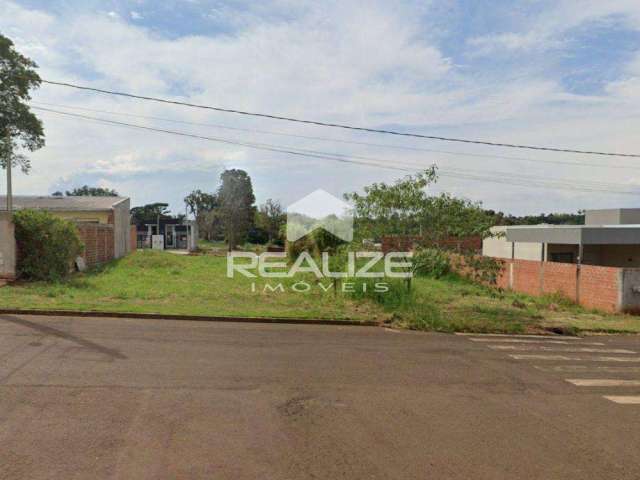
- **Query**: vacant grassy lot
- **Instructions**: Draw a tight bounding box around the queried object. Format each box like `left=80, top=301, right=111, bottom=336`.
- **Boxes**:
left=0, top=250, right=637, bottom=333
left=0, top=251, right=378, bottom=321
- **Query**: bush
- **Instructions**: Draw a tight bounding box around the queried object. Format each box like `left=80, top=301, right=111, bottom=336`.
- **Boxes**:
left=455, top=254, right=504, bottom=286
left=13, top=209, right=83, bottom=281
left=412, top=247, right=451, bottom=278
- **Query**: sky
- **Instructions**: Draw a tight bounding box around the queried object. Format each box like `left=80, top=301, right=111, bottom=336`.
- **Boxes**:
left=1, top=0, right=640, bottom=216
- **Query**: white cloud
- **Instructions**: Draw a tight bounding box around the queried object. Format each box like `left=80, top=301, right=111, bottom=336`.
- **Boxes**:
left=0, top=0, right=639, bottom=214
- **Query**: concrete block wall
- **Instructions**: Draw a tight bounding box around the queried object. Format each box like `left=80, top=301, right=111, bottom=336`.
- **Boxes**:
left=0, top=212, right=16, bottom=279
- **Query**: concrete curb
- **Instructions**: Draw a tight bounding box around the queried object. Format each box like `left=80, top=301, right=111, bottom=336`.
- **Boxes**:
left=0, top=308, right=379, bottom=327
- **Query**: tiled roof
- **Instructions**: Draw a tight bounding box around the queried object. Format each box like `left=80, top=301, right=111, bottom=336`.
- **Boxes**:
left=0, top=195, right=128, bottom=211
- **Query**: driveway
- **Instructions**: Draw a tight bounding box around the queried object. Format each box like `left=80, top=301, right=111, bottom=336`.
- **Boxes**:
left=1, top=314, right=640, bottom=479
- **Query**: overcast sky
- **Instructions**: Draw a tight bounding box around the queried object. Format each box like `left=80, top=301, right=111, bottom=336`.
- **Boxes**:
left=2, top=0, right=640, bottom=216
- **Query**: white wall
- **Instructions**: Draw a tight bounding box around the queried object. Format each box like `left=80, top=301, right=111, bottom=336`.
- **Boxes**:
left=483, top=226, right=543, bottom=261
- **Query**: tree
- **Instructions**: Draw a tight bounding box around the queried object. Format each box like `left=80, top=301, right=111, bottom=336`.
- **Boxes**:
left=130, top=203, right=171, bottom=225
left=0, top=34, right=45, bottom=176
left=66, top=185, right=119, bottom=197
left=344, top=167, right=438, bottom=239
left=256, top=198, right=285, bottom=244
left=345, top=167, right=494, bottom=247
left=217, top=169, right=255, bottom=250
left=184, top=189, right=219, bottom=240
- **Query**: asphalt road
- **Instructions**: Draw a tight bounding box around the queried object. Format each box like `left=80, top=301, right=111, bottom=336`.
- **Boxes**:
left=1, top=314, right=640, bottom=479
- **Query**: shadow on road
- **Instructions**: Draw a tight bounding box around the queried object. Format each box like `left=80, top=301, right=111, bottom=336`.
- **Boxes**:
left=0, top=315, right=127, bottom=360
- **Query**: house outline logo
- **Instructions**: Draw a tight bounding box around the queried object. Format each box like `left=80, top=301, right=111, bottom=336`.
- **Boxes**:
left=286, top=189, right=353, bottom=243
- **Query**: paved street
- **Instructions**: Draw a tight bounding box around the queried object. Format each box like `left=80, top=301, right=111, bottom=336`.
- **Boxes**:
left=1, top=314, right=640, bottom=479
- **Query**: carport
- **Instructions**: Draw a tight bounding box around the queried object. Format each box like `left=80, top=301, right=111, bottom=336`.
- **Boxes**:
left=505, top=225, right=640, bottom=268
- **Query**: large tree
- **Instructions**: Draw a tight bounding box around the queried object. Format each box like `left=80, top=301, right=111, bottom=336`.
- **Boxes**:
left=217, top=169, right=255, bottom=250
left=65, top=185, right=119, bottom=197
left=184, top=189, right=219, bottom=240
left=130, top=203, right=172, bottom=225
left=345, top=167, right=494, bottom=245
left=256, top=198, right=285, bottom=244
left=0, top=34, right=45, bottom=176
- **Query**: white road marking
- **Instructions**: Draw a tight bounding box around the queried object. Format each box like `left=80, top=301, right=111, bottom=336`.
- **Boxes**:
left=510, top=355, right=640, bottom=362
left=456, top=333, right=581, bottom=340
left=468, top=338, right=603, bottom=345
left=566, top=379, right=640, bottom=387
left=510, top=354, right=574, bottom=361
left=490, top=346, right=636, bottom=354
left=603, top=396, right=640, bottom=405
left=535, top=365, right=640, bottom=373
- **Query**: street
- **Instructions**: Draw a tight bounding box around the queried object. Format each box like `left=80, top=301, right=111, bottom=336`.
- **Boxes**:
left=1, top=314, right=640, bottom=479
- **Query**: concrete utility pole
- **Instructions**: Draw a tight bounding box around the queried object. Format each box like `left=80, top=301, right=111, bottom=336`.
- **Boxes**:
left=4, top=130, right=11, bottom=213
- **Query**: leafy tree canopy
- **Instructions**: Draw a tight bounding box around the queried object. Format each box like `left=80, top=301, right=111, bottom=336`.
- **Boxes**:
left=64, top=185, right=119, bottom=197
left=131, top=202, right=173, bottom=225
left=0, top=33, right=44, bottom=173
left=217, top=169, right=255, bottom=250
left=345, top=166, right=494, bottom=242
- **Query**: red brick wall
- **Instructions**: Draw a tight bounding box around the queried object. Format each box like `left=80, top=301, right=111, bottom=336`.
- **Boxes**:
left=511, top=259, right=542, bottom=296
left=76, top=224, right=115, bottom=267
left=579, top=265, right=620, bottom=312
left=382, top=235, right=482, bottom=254
left=452, top=256, right=622, bottom=313
left=541, top=261, right=577, bottom=301
left=129, top=225, right=137, bottom=253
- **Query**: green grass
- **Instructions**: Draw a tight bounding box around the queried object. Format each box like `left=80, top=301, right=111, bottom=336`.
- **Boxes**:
left=0, top=251, right=380, bottom=321
left=0, top=251, right=637, bottom=334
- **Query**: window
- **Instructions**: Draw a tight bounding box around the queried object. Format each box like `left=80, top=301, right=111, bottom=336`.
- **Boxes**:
left=550, top=252, right=574, bottom=263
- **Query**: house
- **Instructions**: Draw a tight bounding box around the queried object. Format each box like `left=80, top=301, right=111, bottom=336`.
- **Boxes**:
left=0, top=195, right=133, bottom=266
left=133, top=217, right=198, bottom=251
left=482, top=208, right=640, bottom=313
left=483, top=208, right=640, bottom=267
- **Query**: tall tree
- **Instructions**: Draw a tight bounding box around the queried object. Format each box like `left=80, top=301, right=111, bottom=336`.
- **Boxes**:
left=345, top=167, right=494, bottom=246
left=256, top=198, right=285, bottom=244
left=184, top=189, right=219, bottom=240
left=130, top=203, right=171, bottom=225
left=217, top=169, right=255, bottom=250
left=66, top=185, right=119, bottom=197
left=0, top=34, right=45, bottom=209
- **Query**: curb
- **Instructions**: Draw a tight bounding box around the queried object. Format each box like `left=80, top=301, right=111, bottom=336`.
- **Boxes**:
left=0, top=308, right=379, bottom=327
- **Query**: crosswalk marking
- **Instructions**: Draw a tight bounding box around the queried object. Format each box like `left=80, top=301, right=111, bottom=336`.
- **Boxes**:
left=491, top=346, right=636, bottom=354
left=566, top=379, right=640, bottom=387
left=603, top=396, right=640, bottom=405
left=535, top=365, right=640, bottom=373
left=456, top=333, right=582, bottom=340
left=509, top=354, right=640, bottom=362
left=468, top=338, right=603, bottom=345
left=462, top=333, right=640, bottom=407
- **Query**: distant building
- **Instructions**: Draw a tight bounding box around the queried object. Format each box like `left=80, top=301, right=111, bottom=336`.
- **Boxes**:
left=0, top=195, right=132, bottom=261
left=483, top=208, right=640, bottom=267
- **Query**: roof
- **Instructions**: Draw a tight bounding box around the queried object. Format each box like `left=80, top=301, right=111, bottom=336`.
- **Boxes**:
left=505, top=224, right=640, bottom=245
left=0, top=195, right=129, bottom=212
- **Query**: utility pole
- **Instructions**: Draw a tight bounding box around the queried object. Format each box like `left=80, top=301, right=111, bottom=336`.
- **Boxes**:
left=4, top=130, right=11, bottom=213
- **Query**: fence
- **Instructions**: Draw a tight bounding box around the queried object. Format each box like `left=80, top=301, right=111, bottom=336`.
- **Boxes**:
left=454, top=257, right=630, bottom=313
left=76, top=223, right=115, bottom=267
left=382, top=235, right=482, bottom=254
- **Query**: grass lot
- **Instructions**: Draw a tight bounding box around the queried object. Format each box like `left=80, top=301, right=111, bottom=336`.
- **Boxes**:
left=0, top=250, right=638, bottom=334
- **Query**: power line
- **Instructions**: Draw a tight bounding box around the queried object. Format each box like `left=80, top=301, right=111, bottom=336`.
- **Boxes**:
left=30, top=101, right=640, bottom=172
left=41, top=79, right=640, bottom=158
left=32, top=106, right=639, bottom=196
